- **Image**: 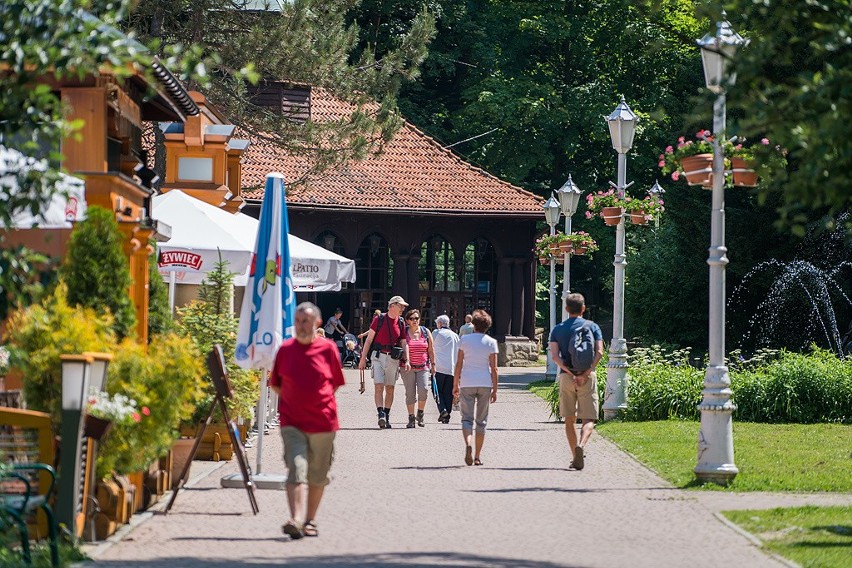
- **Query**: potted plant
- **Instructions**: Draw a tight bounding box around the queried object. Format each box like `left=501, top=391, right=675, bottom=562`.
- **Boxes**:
left=566, top=232, right=599, bottom=256
left=532, top=234, right=559, bottom=264
left=659, top=130, right=720, bottom=187
left=624, top=196, right=665, bottom=225
left=556, top=232, right=573, bottom=254
left=730, top=137, right=786, bottom=187
left=585, top=189, right=626, bottom=226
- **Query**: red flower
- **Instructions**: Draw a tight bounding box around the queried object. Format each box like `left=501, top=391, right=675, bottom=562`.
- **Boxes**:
left=131, top=412, right=141, bottom=423
left=141, top=407, right=151, bottom=416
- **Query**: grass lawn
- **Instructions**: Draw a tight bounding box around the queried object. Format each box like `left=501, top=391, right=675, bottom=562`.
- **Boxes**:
left=722, top=506, right=852, bottom=568
left=596, top=420, right=852, bottom=491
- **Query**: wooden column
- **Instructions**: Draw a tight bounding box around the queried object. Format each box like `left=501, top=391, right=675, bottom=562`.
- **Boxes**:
left=392, top=254, right=409, bottom=298
left=523, top=258, right=536, bottom=340
left=494, top=257, right=513, bottom=340
left=511, top=259, right=524, bottom=336
left=407, top=253, right=420, bottom=309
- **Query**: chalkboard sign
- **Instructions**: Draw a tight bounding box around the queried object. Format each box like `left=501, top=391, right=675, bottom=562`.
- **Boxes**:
left=207, top=344, right=233, bottom=399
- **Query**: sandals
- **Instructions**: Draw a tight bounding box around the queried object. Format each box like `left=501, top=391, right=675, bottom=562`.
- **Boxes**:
left=464, top=445, right=473, bottom=466
left=473, top=458, right=483, bottom=466
left=281, top=520, right=304, bottom=540
left=303, top=520, right=318, bottom=537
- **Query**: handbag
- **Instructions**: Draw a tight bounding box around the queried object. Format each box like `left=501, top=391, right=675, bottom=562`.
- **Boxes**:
left=390, top=345, right=404, bottom=360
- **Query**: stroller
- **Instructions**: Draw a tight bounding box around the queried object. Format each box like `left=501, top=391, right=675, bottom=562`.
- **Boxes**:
left=340, top=333, right=361, bottom=368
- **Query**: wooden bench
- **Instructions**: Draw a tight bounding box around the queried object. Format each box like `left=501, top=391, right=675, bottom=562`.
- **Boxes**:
left=0, top=407, right=56, bottom=543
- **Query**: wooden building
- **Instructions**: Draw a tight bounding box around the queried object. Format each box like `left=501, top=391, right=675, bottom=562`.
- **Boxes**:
left=238, top=85, right=544, bottom=362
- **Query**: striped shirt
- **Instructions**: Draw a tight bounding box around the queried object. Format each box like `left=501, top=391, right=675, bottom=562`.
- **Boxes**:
left=405, top=327, right=430, bottom=368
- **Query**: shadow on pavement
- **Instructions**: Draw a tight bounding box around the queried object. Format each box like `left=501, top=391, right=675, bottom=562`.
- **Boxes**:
left=90, top=551, right=587, bottom=567
left=464, top=486, right=674, bottom=494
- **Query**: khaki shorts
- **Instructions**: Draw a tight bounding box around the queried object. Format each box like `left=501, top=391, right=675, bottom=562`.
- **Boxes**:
left=559, top=371, right=599, bottom=421
left=280, top=426, right=335, bottom=486
left=371, top=352, right=400, bottom=385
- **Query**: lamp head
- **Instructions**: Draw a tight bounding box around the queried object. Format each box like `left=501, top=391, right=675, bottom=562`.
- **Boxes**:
left=697, top=14, right=748, bottom=94
left=60, top=354, right=93, bottom=411
left=648, top=180, right=665, bottom=198
left=543, top=195, right=561, bottom=226
left=556, top=175, right=583, bottom=216
left=606, top=96, right=638, bottom=154
left=82, top=352, right=113, bottom=393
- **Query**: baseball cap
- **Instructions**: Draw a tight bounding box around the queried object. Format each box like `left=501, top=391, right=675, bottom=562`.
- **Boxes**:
left=436, top=315, right=450, bottom=326
left=388, top=295, right=409, bottom=307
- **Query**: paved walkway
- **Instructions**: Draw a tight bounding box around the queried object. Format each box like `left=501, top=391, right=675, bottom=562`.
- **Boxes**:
left=87, top=368, right=851, bottom=567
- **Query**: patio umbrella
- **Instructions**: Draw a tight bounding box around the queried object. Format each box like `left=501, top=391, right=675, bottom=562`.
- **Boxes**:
left=234, top=172, right=294, bottom=488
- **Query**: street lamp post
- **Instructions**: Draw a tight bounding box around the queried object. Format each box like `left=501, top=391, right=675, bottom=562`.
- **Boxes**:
left=694, top=15, right=746, bottom=484
left=602, top=97, right=638, bottom=420
left=543, top=195, right=561, bottom=381
left=57, top=354, right=93, bottom=539
left=557, top=175, right=583, bottom=317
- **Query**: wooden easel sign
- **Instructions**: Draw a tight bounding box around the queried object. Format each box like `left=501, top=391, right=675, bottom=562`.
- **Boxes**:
left=164, top=345, right=259, bottom=514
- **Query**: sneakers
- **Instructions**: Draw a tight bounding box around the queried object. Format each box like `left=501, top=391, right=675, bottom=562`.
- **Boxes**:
left=571, top=446, right=585, bottom=470
left=378, top=410, right=387, bottom=429
left=416, top=410, right=425, bottom=427
left=438, top=410, right=449, bottom=423
left=407, top=414, right=416, bottom=428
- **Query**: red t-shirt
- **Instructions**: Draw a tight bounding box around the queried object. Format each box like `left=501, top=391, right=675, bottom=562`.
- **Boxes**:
left=268, top=338, right=345, bottom=433
left=369, top=314, right=405, bottom=350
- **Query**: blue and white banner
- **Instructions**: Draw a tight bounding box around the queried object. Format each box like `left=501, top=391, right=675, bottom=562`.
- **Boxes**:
left=235, top=173, right=296, bottom=370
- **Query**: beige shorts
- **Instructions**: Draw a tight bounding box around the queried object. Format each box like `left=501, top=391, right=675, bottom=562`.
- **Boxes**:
left=280, top=426, right=335, bottom=486
left=371, top=352, right=400, bottom=385
left=559, top=371, right=599, bottom=421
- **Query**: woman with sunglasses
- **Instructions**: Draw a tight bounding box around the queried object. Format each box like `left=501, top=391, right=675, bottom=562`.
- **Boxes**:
left=400, top=309, right=436, bottom=428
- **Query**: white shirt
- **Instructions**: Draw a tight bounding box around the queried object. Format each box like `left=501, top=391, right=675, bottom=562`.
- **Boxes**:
left=458, top=333, right=498, bottom=388
left=431, top=327, right=460, bottom=375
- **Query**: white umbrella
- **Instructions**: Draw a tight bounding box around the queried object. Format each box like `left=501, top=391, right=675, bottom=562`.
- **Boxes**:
left=233, top=173, right=294, bottom=488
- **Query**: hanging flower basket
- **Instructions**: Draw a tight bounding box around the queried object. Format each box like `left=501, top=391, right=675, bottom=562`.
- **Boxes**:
left=573, top=245, right=588, bottom=256
left=601, top=207, right=624, bottom=226
left=538, top=256, right=549, bottom=266
left=548, top=242, right=562, bottom=256
left=680, top=154, right=714, bottom=186
left=558, top=240, right=573, bottom=253
left=730, top=157, right=758, bottom=187
left=85, top=413, right=113, bottom=441
left=630, top=212, right=648, bottom=225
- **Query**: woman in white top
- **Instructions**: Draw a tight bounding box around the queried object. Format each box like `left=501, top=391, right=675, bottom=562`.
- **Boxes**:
left=452, top=309, right=499, bottom=466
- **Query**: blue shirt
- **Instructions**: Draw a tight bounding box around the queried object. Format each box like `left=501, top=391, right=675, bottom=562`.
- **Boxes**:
left=549, top=317, right=603, bottom=371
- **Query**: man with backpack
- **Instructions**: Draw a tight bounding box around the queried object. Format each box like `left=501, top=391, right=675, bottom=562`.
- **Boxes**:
left=358, top=296, right=411, bottom=429
left=548, top=293, right=604, bottom=470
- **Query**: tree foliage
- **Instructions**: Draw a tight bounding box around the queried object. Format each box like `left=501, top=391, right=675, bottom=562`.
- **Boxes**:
left=129, top=0, right=436, bottom=187
left=59, top=206, right=137, bottom=339
left=725, top=0, right=852, bottom=234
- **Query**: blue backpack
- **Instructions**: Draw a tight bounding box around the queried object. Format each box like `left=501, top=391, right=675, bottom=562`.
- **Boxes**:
left=567, top=322, right=596, bottom=374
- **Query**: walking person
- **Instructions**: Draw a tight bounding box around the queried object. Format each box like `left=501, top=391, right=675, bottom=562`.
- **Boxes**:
left=431, top=314, right=459, bottom=423
left=452, top=309, right=499, bottom=466
left=269, top=302, right=345, bottom=539
left=399, top=309, right=436, bottom=428
left=459, top=313, right=475, bottom=336
left=358, top=296, right=410, bottom=429
left=548, top=293, right=604, bottom=470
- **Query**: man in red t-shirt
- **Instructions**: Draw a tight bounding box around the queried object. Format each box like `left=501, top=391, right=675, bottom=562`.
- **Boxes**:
left=270, top=302, right=345, bottom=539
left=358, top=295, right=411, bottom=429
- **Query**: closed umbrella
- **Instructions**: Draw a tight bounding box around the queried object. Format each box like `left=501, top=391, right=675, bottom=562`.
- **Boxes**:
left=234, top=172, right=294, bottom=488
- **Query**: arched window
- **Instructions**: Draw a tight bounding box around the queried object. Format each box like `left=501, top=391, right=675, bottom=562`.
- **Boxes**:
left=416, top=235, right=460, bottom=324
left=352, top=234, right=394, bottom=329
left=463, top=238, right=496, bottom=314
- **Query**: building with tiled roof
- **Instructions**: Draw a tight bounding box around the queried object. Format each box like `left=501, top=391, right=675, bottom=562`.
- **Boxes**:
left=238, top=85, right=542, bottom=355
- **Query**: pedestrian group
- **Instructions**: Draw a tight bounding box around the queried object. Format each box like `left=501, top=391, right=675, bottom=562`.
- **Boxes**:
left=270, top=292, right=602, bottom=539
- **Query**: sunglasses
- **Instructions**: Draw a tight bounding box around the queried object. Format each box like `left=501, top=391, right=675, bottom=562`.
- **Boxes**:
left=408, top=316, right=420, bottom=321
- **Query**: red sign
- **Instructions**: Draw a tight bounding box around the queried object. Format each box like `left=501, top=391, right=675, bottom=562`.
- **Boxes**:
left=159, top=250, right=203, bottom=270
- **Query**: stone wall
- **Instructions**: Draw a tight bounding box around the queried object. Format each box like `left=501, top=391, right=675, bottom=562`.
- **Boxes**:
left=498, top=336, right=540, bottom=367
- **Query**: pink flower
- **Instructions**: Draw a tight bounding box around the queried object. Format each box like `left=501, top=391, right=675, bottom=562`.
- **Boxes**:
left=665, top=145, right=673, bottom=154
left=658, top=153, right=664, bottom=160
left=131, top=412, right=141, bottom=423
left=735, top=144, right=743, bottom=150
left=142, top=407, right=150, bottom=416
left=761, top=138, right=770, bottom=145
left=671, top=171, right=680, bottom=181
left=658, top=160, right=665, bottom=168
left=695, top=130, right=704, bottom=138
left=678, top=136, right=685, bottom=144
left=585, top=211, right=592, bottom=219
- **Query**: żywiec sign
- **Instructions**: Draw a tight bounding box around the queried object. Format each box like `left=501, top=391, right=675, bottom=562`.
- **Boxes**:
left=159, top=250, right=203, bottom=270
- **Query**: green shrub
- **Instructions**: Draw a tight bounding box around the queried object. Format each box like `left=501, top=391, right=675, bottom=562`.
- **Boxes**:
left=3, top=283, right=116, bottom=424
left=97, top=334, right=206, bottom=477
left=624, top=345, right=704, bottom=421
left=147, top=240, right=173, bottom=340
left=59, top=205, right=135, bottom=339
left=732, top=349, right=852, bottom=423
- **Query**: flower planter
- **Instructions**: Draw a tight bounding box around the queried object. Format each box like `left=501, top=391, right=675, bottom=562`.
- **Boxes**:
left=169, top=438, right=195, bottom=489
left=84, top=414, right=113, bottom=441
left=548, top=242, right=562, bottom=256
left=731, top=157, right=758, bottom=187
left=601, top=207, right=624, bottom=226
left=538, top=256, right=549, bottom=266
left=558, top=241, right=573, bottom=253
left=573, top=246, right=588, bottom=256
left=680, top=153, right=714, bottom=186
left=630, top=212, right=649, bottom=225
left=555, top=255, right=564, bottom=264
